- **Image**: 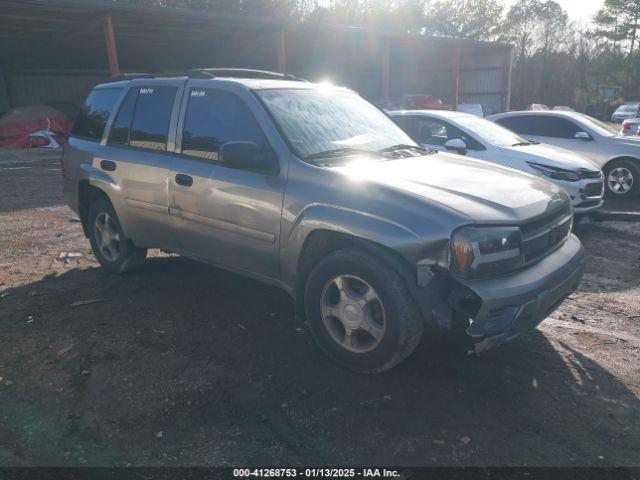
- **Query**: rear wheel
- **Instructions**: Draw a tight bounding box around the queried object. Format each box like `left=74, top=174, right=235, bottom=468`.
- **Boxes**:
left=304, top=248, right=423, bottom=374
left=87, top=197, right=147, bottom=274
left=605, top=159, right=640, bottom=198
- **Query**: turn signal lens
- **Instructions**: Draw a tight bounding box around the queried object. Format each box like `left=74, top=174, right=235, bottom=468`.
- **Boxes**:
left=453, top=242, right=474, bottom=273
left=450, top=226, right=523, bottom=277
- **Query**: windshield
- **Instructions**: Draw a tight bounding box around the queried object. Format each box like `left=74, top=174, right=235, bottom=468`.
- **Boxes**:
left=454, top=114, right=531, bottom=147
left=257, top=88, right=416, bottom=160
left=616, top=104, right=639, bottom=113
left=573, top=112, right=617, bottom=137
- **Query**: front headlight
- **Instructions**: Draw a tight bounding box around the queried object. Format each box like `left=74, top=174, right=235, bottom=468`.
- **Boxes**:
left=527, top=162, right=580, bottom=182
left=450, top=226, right=523, bottom=277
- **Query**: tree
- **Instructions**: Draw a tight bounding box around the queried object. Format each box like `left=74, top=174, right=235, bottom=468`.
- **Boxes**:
left=594, top=0, right=640, bottom=55
left=425, top=0, right=504, bottom=41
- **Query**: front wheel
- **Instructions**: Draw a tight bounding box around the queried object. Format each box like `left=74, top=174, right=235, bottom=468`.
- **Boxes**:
left=87, top=197, right=147, bottom=274
left=605, top=159, right=640, bottom=198
left=304, top=248, right=423, bottom=374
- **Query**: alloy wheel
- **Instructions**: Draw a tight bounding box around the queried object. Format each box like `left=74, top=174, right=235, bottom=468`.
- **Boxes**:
left=607, top=167, right=634, bottom=194
left=320, top=275, right=386, bottom=353
left=94, top=212, right=121, bottom=261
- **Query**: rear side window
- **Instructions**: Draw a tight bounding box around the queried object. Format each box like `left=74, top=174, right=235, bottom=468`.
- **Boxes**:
left=129, top=86, right=177, bottom=151
left=108, top=88, right=138, bottom=145
left=496, top=115, right=579, bottom=139
left=181, top=88, right=265, bottom=162
left=72, top=88, right=122, bottom=141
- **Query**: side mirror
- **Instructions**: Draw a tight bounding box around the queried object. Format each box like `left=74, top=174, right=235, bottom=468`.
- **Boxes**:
left=574, top=131, right=591, bottom=140
left=219, top=141, right=265, bottom=170
left=444, top=138, right=467, bottom=153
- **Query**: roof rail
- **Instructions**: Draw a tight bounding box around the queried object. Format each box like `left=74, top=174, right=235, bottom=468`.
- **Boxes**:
left=107, top=73, right=155, bottom=82
left=187, top=68, right=304, bottom=81
left=105, top=69, right=306, bottom=83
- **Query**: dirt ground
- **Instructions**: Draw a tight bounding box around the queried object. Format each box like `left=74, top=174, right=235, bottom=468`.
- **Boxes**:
left=0, top=153, right=639, bottom=467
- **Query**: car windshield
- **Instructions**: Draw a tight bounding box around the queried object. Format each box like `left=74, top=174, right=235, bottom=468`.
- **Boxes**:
left=454, top=114, right=532, bottom=147
left=257, top=88, right=417, bottom=160
left=573, top=113, right=617, bottom=137
left=617, top=104, right=639, bottom=113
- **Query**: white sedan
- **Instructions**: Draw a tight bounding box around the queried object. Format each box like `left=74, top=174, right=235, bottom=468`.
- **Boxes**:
left=388, top=110, right=604, bottom=213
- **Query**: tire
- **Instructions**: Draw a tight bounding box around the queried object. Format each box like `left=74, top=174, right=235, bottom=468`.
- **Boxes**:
left=304, top=247, right=423, bottom=374
left=87, top=197, right=147, bottom=274
left=604, top=159, right=640, bottom=198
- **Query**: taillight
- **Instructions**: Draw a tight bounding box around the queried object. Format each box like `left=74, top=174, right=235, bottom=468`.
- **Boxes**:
left=623, top=121, right=631, bottom=130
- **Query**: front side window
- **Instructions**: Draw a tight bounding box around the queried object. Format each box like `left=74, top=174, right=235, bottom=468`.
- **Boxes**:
left=397, top=116, right=483, bottom=150
left=573, top=113, right=616, bottom=137
left=128, top=86, right=177, bottom=151
left=72, top=88, right=122, bottom=141
left=257, top=88, right=415, bottom=160
left=181, top=88, right=266, bottom=162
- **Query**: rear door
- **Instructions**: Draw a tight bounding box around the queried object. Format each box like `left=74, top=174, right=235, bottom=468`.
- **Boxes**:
left=168, top=82, right=286, bottom=279
left=103, top=79, right=184, bottom=248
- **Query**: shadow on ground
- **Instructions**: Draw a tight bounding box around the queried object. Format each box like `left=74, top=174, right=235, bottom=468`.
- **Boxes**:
left=0, top=257, right=638, bottom=467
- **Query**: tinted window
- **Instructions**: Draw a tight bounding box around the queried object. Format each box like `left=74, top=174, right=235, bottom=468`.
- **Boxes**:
left=496, top=115, right=579, bottom=139
left=182, top=88, right=265, bottom=162
left=72, top=88, right=122, bottom=141
left=108, top=88, right=137, bottom=145
left=129, top=86, right=177, bottom=151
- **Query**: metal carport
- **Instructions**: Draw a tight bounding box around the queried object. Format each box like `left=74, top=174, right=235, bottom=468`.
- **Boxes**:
left=0, top=0, right=512, bottom=115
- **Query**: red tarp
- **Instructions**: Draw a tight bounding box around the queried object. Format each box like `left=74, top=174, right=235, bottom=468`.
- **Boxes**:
left=0, top=105, right=72, bottom=149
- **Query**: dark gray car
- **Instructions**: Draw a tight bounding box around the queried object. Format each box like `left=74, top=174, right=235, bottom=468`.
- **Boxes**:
left=62, top=69, right=585, bottom=373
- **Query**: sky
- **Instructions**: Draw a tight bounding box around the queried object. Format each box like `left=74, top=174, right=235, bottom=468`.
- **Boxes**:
left=503, top=0, right=604, bottom=24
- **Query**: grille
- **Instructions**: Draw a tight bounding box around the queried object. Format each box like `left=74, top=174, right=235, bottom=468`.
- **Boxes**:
left=580, top=169, right=603, bottom=180
left=521, top=206, right=572, bottom=265
left=585, top=181, right=604, bottom=197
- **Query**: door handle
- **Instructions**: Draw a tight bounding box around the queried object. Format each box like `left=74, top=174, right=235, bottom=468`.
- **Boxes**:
left=100, top=160, right=116, bottom=171
left=175, top=173, right=193, bottom=187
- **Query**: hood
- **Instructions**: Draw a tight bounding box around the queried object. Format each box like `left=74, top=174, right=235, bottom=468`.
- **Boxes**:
left=331, top=152, right=569, bottom=223
left=501, top=143, right=601, bottom=171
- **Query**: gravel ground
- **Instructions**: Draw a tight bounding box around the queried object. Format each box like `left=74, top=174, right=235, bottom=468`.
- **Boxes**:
left=0, top=154, right=639, bottom=467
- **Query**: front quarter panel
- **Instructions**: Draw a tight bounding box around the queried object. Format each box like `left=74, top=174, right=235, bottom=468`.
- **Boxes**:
left=279, top=157, right=470, bottom=290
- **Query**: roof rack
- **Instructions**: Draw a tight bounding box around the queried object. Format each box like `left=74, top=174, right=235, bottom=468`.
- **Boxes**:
left=107, top=73, right=155, bottom=82
left=106, top=68, right=306, bottom=84
left=187, top=68, right=304, bottom=81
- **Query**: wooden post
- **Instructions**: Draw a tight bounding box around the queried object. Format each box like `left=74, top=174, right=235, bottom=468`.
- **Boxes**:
left=381, top=37, right=390, bottom=106
left=277, top=29, right=286, bottom=74
left=451, top=44, right=461, bottom=111
left=103, top=15, right=120, bottom=77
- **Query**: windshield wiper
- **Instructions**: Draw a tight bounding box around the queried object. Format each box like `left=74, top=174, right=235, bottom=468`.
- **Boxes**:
left=377, top=144, right=431, bottom=154
left=511, top=141, right=532, bottom=146
left=304, top=147, right=374, bottom=161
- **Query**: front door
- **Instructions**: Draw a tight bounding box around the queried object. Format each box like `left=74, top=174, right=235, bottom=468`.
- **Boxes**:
left=169, top=85, right=285, bottom=279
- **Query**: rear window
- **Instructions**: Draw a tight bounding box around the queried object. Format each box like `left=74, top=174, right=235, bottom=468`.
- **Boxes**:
left=72, top=88, right=122, bottom=141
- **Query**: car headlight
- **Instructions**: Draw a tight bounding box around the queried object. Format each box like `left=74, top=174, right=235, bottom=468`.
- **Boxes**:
left=527, top=162, right=580, bottom=182
left=450, top=226, right=523, bottom=277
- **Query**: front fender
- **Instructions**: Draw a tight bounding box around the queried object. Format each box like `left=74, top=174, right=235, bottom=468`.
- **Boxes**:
left=280, top=203, right=423, bottom=290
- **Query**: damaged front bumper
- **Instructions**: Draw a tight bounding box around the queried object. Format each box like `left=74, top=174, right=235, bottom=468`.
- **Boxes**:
left=452, top=234, right=585, bottom=352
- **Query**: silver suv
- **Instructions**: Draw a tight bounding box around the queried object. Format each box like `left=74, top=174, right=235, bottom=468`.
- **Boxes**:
left=63, top=69, right=585, bottom=373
